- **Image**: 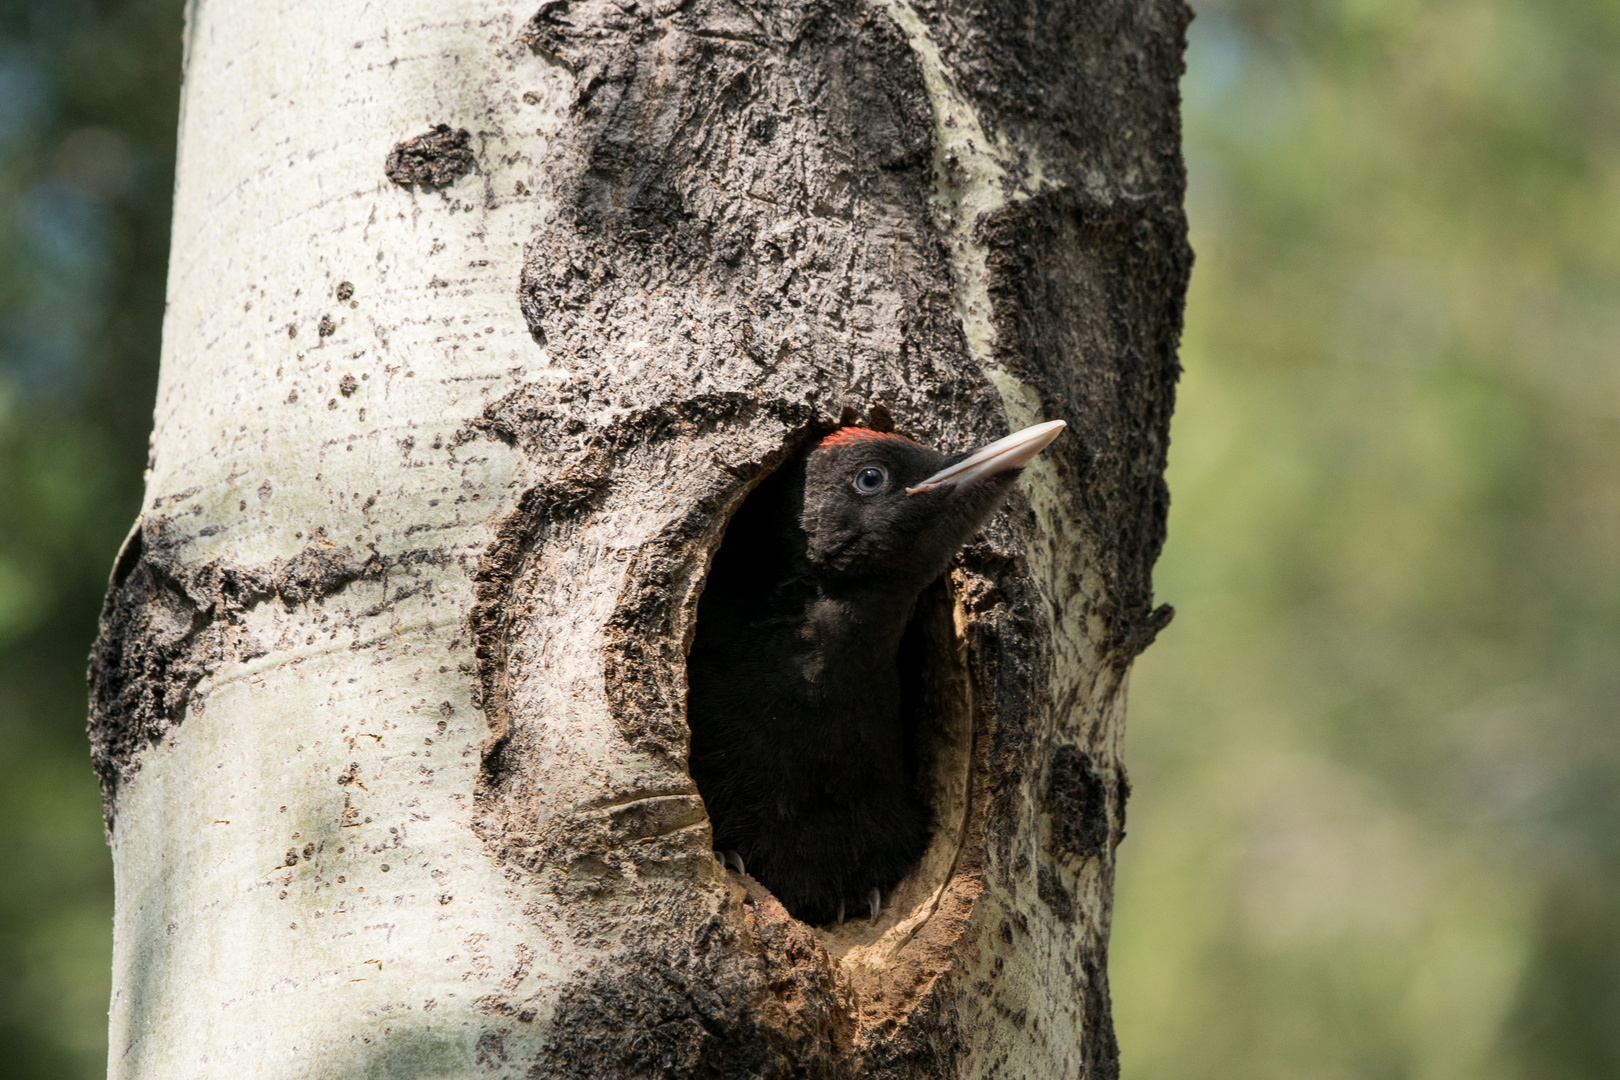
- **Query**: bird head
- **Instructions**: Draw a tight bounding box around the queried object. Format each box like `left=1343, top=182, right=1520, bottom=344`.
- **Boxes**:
left=798, top=420, right=1066, bottom=587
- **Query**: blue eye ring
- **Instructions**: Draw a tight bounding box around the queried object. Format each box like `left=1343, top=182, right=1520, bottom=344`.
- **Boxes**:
left=853, top=466, right=888, bottom=494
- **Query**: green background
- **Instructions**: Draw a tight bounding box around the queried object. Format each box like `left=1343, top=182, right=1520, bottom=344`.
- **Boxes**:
left=0, top=1, right=1614, bottom=1076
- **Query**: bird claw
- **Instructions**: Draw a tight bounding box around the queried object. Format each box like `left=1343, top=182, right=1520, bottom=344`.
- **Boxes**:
left=715, top=850, right=746, bottom=877
left=833, top=890, right=879, bottom=925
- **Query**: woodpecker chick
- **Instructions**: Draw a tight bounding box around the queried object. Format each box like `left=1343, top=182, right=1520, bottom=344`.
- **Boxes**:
left=687, top=420, right=1065, bottom=924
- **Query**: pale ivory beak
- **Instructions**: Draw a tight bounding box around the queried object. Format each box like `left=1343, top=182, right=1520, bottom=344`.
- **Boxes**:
left=906, top=420, right=1067, bottom=495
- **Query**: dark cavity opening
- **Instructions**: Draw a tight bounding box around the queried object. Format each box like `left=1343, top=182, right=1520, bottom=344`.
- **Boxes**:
left=686, top=462, right=974, bottom=953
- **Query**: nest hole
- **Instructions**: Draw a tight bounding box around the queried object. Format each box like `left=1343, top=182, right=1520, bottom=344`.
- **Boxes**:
left=686, top=461, right=976, bottom=957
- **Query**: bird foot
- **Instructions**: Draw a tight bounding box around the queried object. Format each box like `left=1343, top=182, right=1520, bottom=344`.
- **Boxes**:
left=832, top=890, right=880, bottom=926
left=715, top=850, right=746, bottom=877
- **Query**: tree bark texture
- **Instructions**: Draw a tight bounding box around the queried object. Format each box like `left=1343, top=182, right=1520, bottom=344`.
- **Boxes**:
left=89, top=0, right=1189, bottom=1076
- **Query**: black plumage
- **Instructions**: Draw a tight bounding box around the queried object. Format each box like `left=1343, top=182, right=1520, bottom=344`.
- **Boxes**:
left=686, top=422, right=1064, bottom=924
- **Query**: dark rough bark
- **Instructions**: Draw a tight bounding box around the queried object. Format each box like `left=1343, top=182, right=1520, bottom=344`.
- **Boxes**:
left=1045, top=746, right=1111, bottom=864
left=919, top=0, right=1188, bottom=191
left=385, top=124, right=477, bottom=187
left=979, top=192, right=1185, bottom=667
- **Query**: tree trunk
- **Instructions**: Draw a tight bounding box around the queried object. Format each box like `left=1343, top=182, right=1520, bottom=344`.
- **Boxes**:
left=89, top=0, right=1189, bottom=1076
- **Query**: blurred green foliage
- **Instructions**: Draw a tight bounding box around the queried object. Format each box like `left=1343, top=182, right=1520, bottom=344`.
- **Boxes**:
left=0, top=0, right=179, bottom=1075
left=1114, top=1, right=1620, bottom=1078
left=0, top=0, right=1614, bottom=1077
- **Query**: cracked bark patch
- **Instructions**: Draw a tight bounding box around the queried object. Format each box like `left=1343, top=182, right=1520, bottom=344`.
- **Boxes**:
left=1043, top=746, right=1111, bottom=865
left=526, top=882, right=852, bottom=1080
left=86, top=516, right=444, bottom=829
left=978, top=188, right=1190, bottom=669
left=384, top=123, right=475, bottom=187
left=511, top=0, right=1004, bottom=453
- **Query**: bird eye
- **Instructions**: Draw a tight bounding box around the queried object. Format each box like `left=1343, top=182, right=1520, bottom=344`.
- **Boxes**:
left=853, top=466, right=888, bottom=494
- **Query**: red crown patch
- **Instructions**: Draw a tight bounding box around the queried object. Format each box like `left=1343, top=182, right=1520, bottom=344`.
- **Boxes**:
left=816, top=427, right=919, bottom=452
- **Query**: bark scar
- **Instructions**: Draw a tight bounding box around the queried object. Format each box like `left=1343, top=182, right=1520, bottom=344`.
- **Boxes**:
left=384, top=123, right=475, bottom=187
left=87, top=515, right=430, bottom=830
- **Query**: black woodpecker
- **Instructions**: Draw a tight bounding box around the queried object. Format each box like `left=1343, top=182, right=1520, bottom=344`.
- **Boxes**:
left=686, top=420, right=1066, bottom=925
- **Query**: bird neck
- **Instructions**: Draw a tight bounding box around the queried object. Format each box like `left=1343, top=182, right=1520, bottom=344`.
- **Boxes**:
left=799, top=578, right=918, bottom=658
